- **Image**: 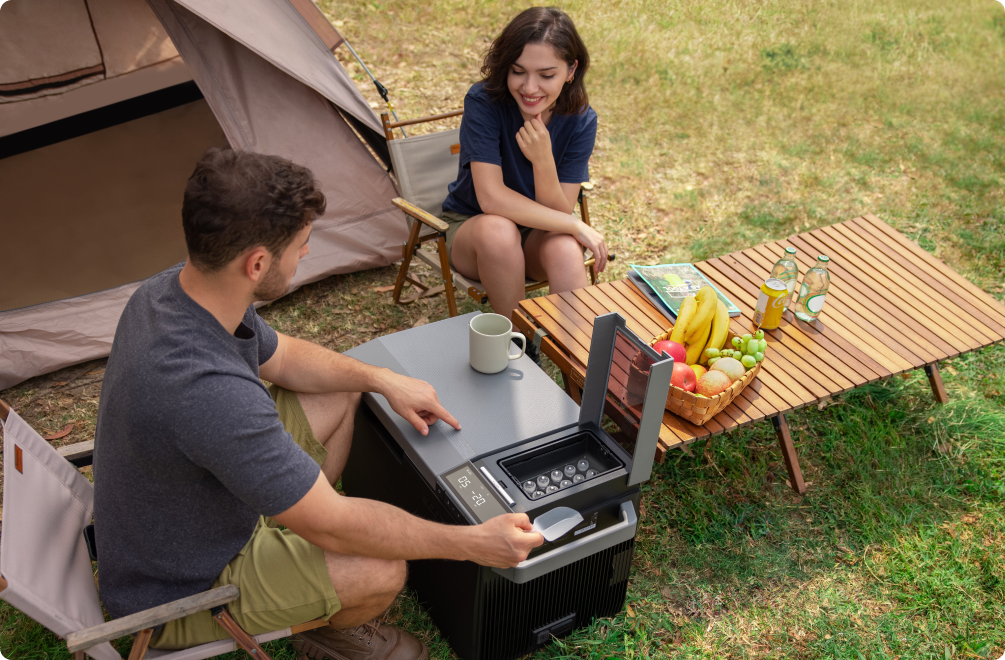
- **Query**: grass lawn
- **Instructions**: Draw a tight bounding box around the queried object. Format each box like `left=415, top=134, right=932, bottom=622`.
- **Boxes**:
left=2, top=0, right=1004, bottom=658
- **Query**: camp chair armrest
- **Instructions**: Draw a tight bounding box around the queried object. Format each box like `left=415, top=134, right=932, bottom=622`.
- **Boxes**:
left=65, top=584, right=240, bottom=652
left=392, top=198, right=449, bottom=233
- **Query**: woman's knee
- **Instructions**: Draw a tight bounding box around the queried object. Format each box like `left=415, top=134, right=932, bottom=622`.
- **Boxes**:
left=539, top=233, right=584, bottom=267
left=472, top=215, right=523, bottom=254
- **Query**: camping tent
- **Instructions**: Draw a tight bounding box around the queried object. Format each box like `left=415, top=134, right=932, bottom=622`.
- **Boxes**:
left=0, top=0, right=406, bottom=391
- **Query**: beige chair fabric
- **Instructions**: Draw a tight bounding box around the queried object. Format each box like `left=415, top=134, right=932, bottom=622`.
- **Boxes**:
left=387, top=128, right=460, bottom=220
left=0, top=408, right=119, bottom=660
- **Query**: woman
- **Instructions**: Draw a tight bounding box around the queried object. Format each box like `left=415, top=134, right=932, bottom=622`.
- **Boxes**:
left=440, top=7, right=609, bottom=320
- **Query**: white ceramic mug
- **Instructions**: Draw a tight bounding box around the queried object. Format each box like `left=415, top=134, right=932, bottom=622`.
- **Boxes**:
left=469, top=313, right=526, bottom=374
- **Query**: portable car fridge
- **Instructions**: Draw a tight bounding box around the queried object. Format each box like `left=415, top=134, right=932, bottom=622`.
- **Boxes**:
left=342, top=311, right=673, bottom=660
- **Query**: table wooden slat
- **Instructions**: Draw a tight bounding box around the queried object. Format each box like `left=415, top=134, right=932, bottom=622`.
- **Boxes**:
left=752, top=243, right=943, bottom=366
left=857, top=214, right=1005, bottom=330
left=785, top=235, right=958, bottom=362
left=845, top=218, right=1005, bottom=337
left=517, top=215, right=1005, bottom=462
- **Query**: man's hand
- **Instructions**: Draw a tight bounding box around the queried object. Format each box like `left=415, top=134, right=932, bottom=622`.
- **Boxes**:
left=377, top=370, right=461, bottom=435
left=468, top=513, right=544, bottom=568
left=515, top=114, right=554, bottom=168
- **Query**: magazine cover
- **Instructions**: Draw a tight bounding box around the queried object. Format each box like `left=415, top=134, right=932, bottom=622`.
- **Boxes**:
left=630, top=263, right=742, bottom=317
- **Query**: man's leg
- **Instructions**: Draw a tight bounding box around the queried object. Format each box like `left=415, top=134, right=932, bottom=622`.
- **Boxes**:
left=322, top=552, right=407, bottom=628
left=297, top=390, right=361, bottom=486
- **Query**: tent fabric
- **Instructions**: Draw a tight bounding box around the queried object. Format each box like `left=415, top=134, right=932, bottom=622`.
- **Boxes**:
left=0, top=0, right=408, bottom=391
left=165, top=0, right=379, bottom=134
left=0, top=99, right=228, bottom=313
left=147, top=0, right=404, bottom=285
left=0, top=408, right=120, bottom=660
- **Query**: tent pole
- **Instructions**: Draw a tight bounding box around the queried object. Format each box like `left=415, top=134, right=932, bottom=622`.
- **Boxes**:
left=341, top=39, right=406, bottom=138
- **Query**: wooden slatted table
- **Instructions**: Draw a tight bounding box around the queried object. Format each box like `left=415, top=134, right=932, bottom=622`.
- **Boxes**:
left=513, top=214, right=1005, bottom=494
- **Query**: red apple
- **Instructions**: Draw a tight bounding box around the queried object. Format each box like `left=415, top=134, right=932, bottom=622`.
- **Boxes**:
left=653, top=339, right=687, bottom=365
left=670, top=362, right=697, bottom=392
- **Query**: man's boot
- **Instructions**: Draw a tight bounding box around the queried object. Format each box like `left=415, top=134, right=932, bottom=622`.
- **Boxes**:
left=292, top=618, right=427, bottom=660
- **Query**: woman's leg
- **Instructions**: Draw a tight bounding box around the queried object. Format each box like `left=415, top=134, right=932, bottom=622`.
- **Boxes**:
left=451, top=214, right=526, bottom=319
left=524, top=229, right=590, bottom=295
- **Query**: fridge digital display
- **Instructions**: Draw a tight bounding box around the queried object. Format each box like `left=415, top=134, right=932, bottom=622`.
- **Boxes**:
left=444, top=464, right=510, bottom=523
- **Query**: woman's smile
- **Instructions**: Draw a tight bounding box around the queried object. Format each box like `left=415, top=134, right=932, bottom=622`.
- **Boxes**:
left=508, top=42, right=576, bottom=123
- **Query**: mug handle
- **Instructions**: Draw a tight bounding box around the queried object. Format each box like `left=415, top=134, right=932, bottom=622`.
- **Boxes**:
left=508, top=333, right=526, bottom=360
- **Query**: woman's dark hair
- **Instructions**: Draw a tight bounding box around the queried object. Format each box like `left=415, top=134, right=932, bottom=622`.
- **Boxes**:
left=481, top=7, right=590, bottom=115
left=182, top=148, right=326, bottom=272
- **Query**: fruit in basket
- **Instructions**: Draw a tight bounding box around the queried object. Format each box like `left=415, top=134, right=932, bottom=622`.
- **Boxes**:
left=685, top=321, right=711, bottom=365
left=669, top=296, right=697, bottom=344
left=710, top=357, right=745, bottom=383
left=696, top=370, right=731, bottom=397
left=653, top=339, right=687, bottom=364
left=741, top=354, right=757, bottom=369
left=691, top=364, right=707, bottom=380
left=701, top=300, right=730, bottom=363
left=670, top=363, right=697, bottom=392
left=684, top=286, right=717, bottom=344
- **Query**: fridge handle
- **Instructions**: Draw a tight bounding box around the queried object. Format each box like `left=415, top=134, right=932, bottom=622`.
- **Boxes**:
left=490, top=500, right=637, bottom=585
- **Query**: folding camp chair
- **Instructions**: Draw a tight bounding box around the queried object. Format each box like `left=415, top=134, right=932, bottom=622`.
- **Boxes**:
left=0, top=400, right=328, bottom=660
left=382, top=110, right=597, bottom=318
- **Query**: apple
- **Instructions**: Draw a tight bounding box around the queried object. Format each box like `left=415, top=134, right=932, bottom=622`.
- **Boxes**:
left=691, top=364, right=707, bottom=381
left=670, top=362, right=696, bottom=392
left=653, top=339, right=686, bottom=365
left=696, top=370, right=732, bottom=396
left=710, top=357, right=745, bottom=383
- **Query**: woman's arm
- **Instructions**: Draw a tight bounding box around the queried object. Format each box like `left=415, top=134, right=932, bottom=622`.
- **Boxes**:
left=471, top=161, right=608, bottom=272
left=515, top=115, right=579, bottom=214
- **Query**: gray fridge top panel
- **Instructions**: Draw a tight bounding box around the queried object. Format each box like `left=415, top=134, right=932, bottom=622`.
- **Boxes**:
left=345, top=312, right=581, bottom=481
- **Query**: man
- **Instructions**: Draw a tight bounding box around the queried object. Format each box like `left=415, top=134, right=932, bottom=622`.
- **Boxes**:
left=93, top=148, right=543, bottom=660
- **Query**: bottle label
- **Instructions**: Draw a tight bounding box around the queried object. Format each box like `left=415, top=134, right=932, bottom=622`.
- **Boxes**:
left=805, top=293, right=827, bottom=314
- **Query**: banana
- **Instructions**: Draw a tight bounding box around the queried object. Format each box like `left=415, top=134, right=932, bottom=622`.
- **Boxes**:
left=684, top=286, right=717, bottom=344
left=685, top=320, right=712, bottom=365
left=703, top=300, right=730, bottom=358
left=669, top=295, right=697, bottom=344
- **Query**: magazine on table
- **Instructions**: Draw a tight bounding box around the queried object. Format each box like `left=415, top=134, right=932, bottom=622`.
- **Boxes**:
left=630, top=263, right=742, bottom=319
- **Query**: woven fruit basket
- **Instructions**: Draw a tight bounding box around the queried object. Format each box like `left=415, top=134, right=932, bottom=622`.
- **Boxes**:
left=648, top=328, right=763, bottom=426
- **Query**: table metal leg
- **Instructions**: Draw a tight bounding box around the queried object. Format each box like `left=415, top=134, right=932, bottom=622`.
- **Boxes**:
left=925, top=362, right=949, bottom=404
left=772, top=414, right=807, bottom=494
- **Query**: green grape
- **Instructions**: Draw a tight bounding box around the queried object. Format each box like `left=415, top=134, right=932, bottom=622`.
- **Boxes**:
left=746, top=341, right=759, bottom=357
left=707, top=357, right=720, bottom=366
left=704, top=348, right=720, bottom=359
left=754, top=329, right=764, bottom=340
left=742, top=333, right=752, bottom=343
left=741, top=355, right=757, bottom=369
left=755, top=351, right=764, bottom=362
left=758, top=338, right=767, bottom=352
left=732, top=337, right=741, bottom=348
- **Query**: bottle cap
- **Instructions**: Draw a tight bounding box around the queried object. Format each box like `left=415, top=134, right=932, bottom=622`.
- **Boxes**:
left=817, top=255, right=830, bottom=262
left=784, top=246, right=797, bottom=255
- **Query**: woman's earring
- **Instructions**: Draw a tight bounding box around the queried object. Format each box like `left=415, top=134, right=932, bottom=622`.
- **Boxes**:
left=566, top=76, right=574, bottom=85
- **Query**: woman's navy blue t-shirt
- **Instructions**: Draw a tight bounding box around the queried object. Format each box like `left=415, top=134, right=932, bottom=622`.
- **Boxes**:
left=442, top=82, right=598, bottom=217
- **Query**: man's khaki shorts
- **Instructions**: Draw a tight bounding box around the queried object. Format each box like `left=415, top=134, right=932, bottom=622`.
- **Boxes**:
left=150, top=385, right=341, bottom=649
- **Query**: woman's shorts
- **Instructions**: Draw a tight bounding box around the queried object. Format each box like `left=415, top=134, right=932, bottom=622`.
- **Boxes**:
left=441, top=211, right=533, bottom=269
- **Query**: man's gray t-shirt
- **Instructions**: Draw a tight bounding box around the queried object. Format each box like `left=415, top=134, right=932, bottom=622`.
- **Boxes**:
left=93, top=264, right=321, bottom=619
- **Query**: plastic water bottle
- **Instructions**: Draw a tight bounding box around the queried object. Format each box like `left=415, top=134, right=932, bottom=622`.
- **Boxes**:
left=795, top=255, right=831, bottom=322
left=769, top=246, right=799, bottom=310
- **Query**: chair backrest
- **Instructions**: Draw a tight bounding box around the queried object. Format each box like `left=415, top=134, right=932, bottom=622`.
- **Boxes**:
left=384, top=111, right=462, bottom=221
left=0, top=407, right=120, bottom=660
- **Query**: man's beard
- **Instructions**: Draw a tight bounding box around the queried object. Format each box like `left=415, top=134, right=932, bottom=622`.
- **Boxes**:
left=253, top=262, right=289, bottom=302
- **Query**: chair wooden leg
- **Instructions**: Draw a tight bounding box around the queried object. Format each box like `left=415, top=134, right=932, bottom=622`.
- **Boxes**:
left=925, top=362, right=949, bottom=404
left=74, top=652, right=86, bottom=660
left=127, top=628, right=154, bottom=660
left=213, top=607, right=273, bottom=660
left=437, top=235, right=458, bottom=317
left=393, top=222, right=423, bottom=304
left=772, top=414, right=806, bottom=494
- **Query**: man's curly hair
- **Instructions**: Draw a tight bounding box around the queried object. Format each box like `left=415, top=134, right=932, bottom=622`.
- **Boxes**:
left=182, top=148, right=326, bottom=272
